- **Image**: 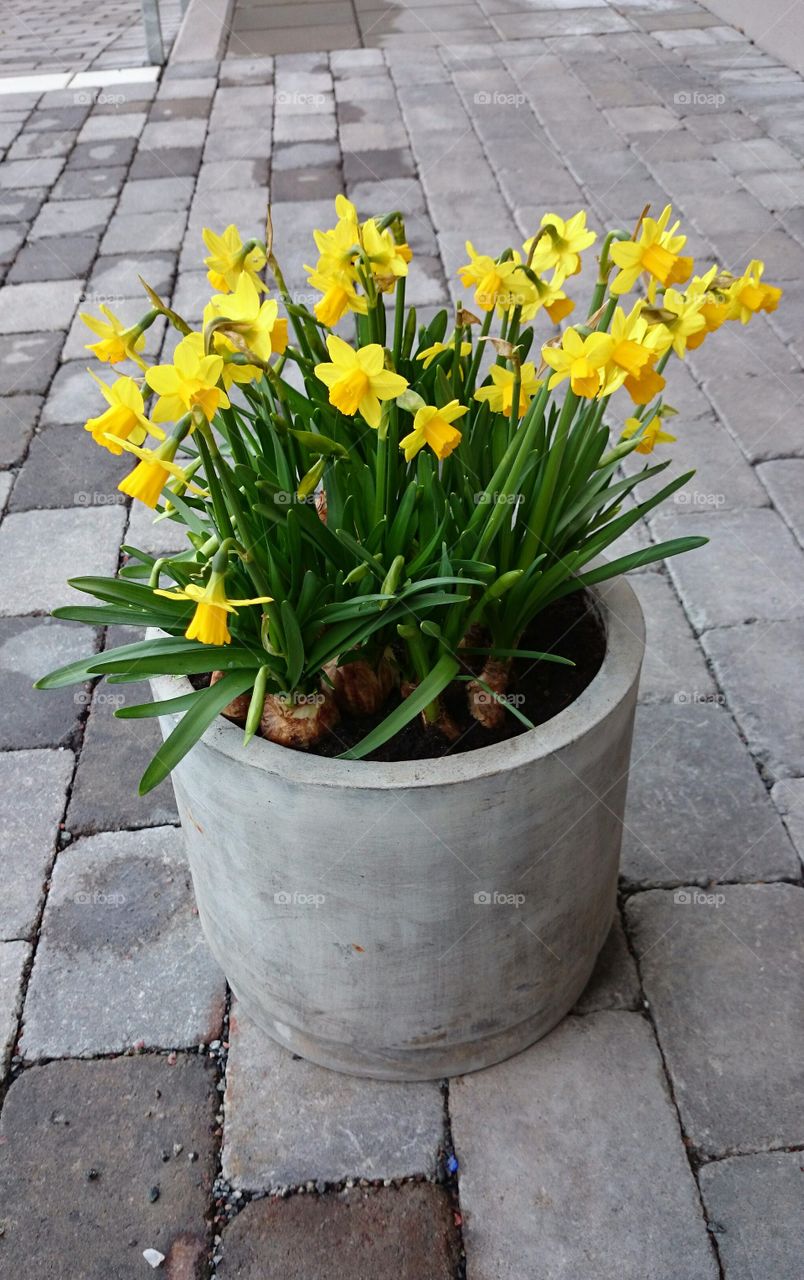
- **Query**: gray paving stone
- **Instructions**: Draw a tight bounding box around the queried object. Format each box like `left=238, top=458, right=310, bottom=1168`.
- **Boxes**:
left=7, top=233, right=98, bottom=283
left=0, top=748, right=73, bottom=941
left=0, top=617, right=97, bottom=750
left=28, top=195, right=116, bottom=239
left=626, top=884, right=804, bottom=1157
left=703, top=372, right=804, bottom=462
left=77, top=111, right=147, bottom=141
left=631, top=572, right=717, bottom=704
left=0, top=505, right=125, bottom=616
left=451, top=1011, right=718, bottom=1280
left=652, top=508, right=804, bottom=631
left=757, top=459, right=804, bottom=547
left=139, top=118, right=208, bottom=150
left=149, top=96, right=214, bottom=122
left=0, top=192, right=47, bottom=226
left=204, top=128, right=273, bottom=160
left=624, top=413, right=769, bottom=513
left=126, top=498, right=192, bottom=557
left=217, top=1185, right=460, bottom=1279
left=0, top=940, right=29, bottom=1074
left=88, top=250, right=176, bottom=299
left=129, top=145, right=203, bottom=180
left=66, top=137, right=137, bottom=170
left=21, top=826, right=225, bottom=1058
left=699, top=1152, right=804, bottom=1280
left=116, top=175, right=195, bottom=214
left=771, top=777, right=804, bottom=869
left=572, top=916, right=641, bottom=1014
left=66, top=640, right=179, bottom=834
left=702, top=619, right=804, bottom=779
left=52, top=164, right=128, bottom=200
left=0, top=157, right=65, bottom=189
left=0, top=394, right=40, bottom=465
left=272, top=139, right=340, bottom=170
left=0, top=278, right=80, bottom=333
left=621, top=703, right=799, bottom=888
left=195, top=158, right=269, bottom=192
left=10, top=422, right=126, bottom=512
left=41, top=357, right=102, bottom=425
left=0, top=1056, right=217, bottom=1277
left=6, top=129, right=76, bottom=161
left=222, top=1002, right=445, bottom=1190
left=101, top=209, right=187, bottom=256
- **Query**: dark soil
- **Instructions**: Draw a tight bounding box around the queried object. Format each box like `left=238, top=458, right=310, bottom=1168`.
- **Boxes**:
left=316, top=588, right=606, bottom=762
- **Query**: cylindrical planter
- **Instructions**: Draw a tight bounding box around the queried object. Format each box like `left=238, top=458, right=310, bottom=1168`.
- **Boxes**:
left=152, top=576, right=644, bottom=1081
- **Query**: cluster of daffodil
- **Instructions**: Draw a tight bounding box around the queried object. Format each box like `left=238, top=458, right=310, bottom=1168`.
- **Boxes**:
left=39, top=197, right=781, bottom=788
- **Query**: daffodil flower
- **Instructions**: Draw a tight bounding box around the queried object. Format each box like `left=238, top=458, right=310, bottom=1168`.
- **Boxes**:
left=474, top=363, right=543, bottom=418
left=727, top=259, right=782, bottom=325
left=458, top=243, right=524, bottom=313
left=417, top=340, right=472, bottom=370
left=314, top=335, right=408, bottom=429
left=85, top=373, right=161, bottom=455
left=525, top=212, right=596, bottom=278
left=115, top=435, right=193, bottom=509
left=306, top=264, right=368, bottom=327
left=81, top=305, right=148, bottom=368
left=155, top=571, right=272, bottom=646
left=204, top=273, right=288, bottom=364
left=399, top=400, right=467, bottom=462
left=202, top=224, right=267, bottom=295
left=361, top=218, right=411, bottom=290
left=647, top=289, right=706, bottom=358
left=146, top=333, right=230, bottom=424
left=609, top=205, right=693, bottom=299
left=541, top=329, right=616, bottom=399
left=621, top=414, right=677, bottom=455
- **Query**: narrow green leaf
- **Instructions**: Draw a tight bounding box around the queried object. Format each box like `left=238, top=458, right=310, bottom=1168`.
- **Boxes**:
left=338, top=653, right=460, bottom=760
left=139, top=669, right=257, bottom=794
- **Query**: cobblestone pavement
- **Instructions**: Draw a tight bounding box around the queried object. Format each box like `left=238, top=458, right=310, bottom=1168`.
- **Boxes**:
left=1, top=0, right=182, bottom=78
left=0, top=0, right=803, bottom=1275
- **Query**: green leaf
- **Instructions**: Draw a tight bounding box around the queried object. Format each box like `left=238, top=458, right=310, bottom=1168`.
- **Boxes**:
left=280, top=600, right=305, bottom=688
left=139, top=669, right=257, bottom=794
left=115, top=691, right=200, bottom=719
left=338, top=653, right=460, bottom=760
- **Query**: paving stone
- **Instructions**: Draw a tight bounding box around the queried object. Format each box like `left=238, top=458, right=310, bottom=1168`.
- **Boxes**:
left=699, top=1152, right=804, bottom=1280
left=67, top=637, right=179, bottom=834
left=0, top=1056, right=217, bottom=1276
left=6, top=129, right=76, bottom=161
left=757, top=459, right=804, bottom=547
left=0, top=940, right=29, bottom=1074
left=0, top=191, right=47, bottom=225
left=621, top=702, right=798, bottom=888
left=272, top=139, right=341, bottom=170
left=77, top=111, right=147, bottom=141
left=126, top=498, right=193, bottom=557
left=195, top=158, right=269, bottom=193
left=217, top=1184, right=460, bottom=1279
left=771, top=777, right=804, bottom=868
left=623, top=413, right=769, bottom=512
left=652, top=508, right=804, bottom=631
left=451, top=1011, right=717, bottom=1280
left=149, top=97, right=213, bottom=122
left=0, top=616, right=97, bottom=750
left=0, top=156, right=65, bottom=189
left=88, top=250, right=176, bottom=299
left=703, top=372, right=804, bottom=462
left=222, top=1003, right=445, bottom=1190
left=140, top=118, right=208, bottom=151
left=117, top=175, right=195, bottom=214
left=129, top=146, right=204, bottom=180
left=10, top=422, right=126, bottom=511
left=0, top=393, right=40, bottom=464
left=28, top=194, right=116, bottom=238
left=7, top=233, right=98, bottom=283
left=0, top=278, right=80, bottom=333
left=101, top=209, right=187, bottom=256
left=571, top=915, right=641, bottom=1014
left=626, top=884, right=804, bottom=1157
left=21, top=826, right=225, bottom=1058
left=0, top=748, right=73, bottom=941
left=702, top=619, right=804, bottom=780
left=631, top=571, right=717, bottom=704
left=271, top=164, right=343, bottom=202
left=52, top=164, right=128, bottom=200
left=0, top=505, right=125, bottom=616
left=40, top=357, right=102, bottom=426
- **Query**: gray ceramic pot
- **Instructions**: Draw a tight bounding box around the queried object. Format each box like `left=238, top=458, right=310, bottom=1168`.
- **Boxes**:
left=151, top=576, right=644, bottom=1080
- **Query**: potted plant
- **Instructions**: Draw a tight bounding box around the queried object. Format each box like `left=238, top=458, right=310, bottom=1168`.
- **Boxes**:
left=39, top=199, right=780, bottom=1079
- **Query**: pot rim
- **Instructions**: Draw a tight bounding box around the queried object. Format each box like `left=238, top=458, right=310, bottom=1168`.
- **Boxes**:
left=150, top=574, right=644, bottom=791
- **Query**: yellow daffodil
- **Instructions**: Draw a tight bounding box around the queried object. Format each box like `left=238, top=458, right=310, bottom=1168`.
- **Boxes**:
left=84, top=373, right=160, bottom=455
left=204, top=273, right=288, bottom=364
left=400, top=400, right=467, bottom=462
left=314, top=335, right=407, bottom=428
left=155, top=572, right=272, bottom=646
left=474, top=362, right=543, bottom=418
left=621, top=414, right=677, bottom=454
left=311, top=196, right=361, bottom=275
left=361, top=218, right=412, bottom=290
left=610, top=205, right=693, bottom=299
left=146, top=333, right=230, bottom=424
left=82, top=305, right=148, bottom=368
left=684, top=267, right=730, bottom=350
left=417, top=340, right=472, bottom=369
left=727, top=259, right=783, bottom=325
left=306, top=264, right=368, bottom=327
left=115, top=435, right=192, bottom=509
left=458, top=243, right=523, bottom=313
left=541, top=329, right=616, bottom=398
left=525, top=212, right=596, bottom=278
left=602, top=301, right=661, bottom=401
left=646, top=289, right=706, bottom=358
left=515, top=268, right=575, bottom=324
left=202, top=224, right=267, bottom=294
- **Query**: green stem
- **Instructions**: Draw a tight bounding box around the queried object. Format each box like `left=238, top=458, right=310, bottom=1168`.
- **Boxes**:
left=466, top=310, right=493, bottom=394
